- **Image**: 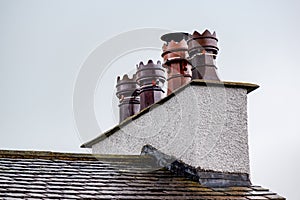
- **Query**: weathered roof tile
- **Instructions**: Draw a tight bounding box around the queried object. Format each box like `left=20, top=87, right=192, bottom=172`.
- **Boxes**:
left=265, top=194, right=286, bottom=200
left=0, top=150, right=285, bottom=199
left=246, top=196, right=269, bottom=200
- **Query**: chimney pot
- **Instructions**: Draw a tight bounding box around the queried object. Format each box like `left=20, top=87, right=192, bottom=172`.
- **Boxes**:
left=187, top=30, right=220, bottom=81
left=161, top=32, right=192, bottom=94
left=136, top=60, right=166, bottom=110
left=116, top=74, right=140, bottom=122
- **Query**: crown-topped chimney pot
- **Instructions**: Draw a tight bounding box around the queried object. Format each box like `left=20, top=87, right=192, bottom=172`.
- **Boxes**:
left=187, top=30, right=220, bottom=81
left=136, top=60, right=166, bottom=110
left=161, top=32, right=192, bottom=95
left=116, top=74, right=140, bottom=122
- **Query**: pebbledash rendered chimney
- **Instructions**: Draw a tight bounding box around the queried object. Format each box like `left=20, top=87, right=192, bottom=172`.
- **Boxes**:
left=136, top=60, right=166, bottom=110
left=187, top=30, right=220, bottom=80
left=116, top=74, right=140, bottom=123
left=85, top=29, right=260, bottom=187
left=161, top=33, right=192, bottom=95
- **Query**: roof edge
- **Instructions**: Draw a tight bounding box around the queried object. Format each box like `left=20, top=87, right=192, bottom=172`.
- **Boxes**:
left=0, top=149, right=149, bottom=161
left=0, top=149, right=97, bottom=161
left=81, top=79, right=259, bottom=148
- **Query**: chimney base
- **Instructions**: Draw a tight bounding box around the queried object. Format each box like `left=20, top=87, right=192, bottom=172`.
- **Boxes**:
left=118, top=98, right=140, bottom=122
left=139, top=85, right=165, bottom=110
left=190, top=54, right=220, bottom=81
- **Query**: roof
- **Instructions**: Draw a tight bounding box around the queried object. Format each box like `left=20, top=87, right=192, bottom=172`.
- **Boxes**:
left=0, top=149, right=284, bottom=199
left=82, top=80, right=259, bottom=148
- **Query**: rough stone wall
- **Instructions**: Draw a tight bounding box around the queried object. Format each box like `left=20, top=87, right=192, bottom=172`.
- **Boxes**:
left=92, top=85, right=249, bottom=174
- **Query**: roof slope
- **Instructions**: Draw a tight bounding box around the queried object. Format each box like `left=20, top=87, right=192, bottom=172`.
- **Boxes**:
left=0, top=150, right=284, bottom=199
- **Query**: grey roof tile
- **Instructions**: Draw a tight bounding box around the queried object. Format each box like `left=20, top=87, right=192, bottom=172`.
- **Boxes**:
left=78, top=194, right=98, bottom=198
left=62, top=194, right=81, bottom=199
left=265, top=194, right=286, bottom=199
left=246, top=196, right=269, bottom=200
left=25, top=193, right=46, bottom=198
left=0, top=150, right=285, bottom=199
left=0, top=192, right=28, bottom=198
left=44, top=193, right=63, bottom=198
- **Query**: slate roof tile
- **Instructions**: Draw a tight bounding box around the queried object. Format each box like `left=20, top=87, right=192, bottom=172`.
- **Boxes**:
left=246, top=196, right=269, bottom=200
left=0, top=150, right=285, bottom=199
left=265, top=194, right=286, bottom=200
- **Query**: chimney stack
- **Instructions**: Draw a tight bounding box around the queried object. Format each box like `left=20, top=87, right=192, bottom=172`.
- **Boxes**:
left=87, top=29, right=261, bottom=188
left=136, top=60, right=166, bottom=110
left=161, top=32, right=192, bottom=95
left=187, top=30, right=220, bottom=80
left=116, top=74, right=140, bottom=122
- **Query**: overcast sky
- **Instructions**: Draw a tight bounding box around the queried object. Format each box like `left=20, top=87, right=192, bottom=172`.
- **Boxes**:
left=1, top=0, right=299, bottom=199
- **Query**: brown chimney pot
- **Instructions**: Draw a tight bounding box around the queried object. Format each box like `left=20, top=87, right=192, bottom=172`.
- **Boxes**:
left=116, top=74, right=140, bottom=123
left=161, top=32, right=192, bottom=95
left=136, top=60, right=166, bottom=110
left=187, top=30, right=220, bottom=81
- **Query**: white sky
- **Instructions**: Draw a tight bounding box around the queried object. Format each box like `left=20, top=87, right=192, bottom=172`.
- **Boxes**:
left=1, top=0, right=299, bottom=199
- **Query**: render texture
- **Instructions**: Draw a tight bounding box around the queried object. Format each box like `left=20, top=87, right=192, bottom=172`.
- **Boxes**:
left=92, top=83, right=250, bottom=174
